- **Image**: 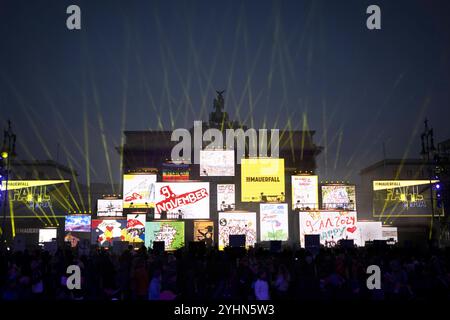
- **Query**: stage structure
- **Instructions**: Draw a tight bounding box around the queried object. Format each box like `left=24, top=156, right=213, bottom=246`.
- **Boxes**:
left=8, top=92, right=397, bottom=249
left=116, top=91, right=323, bottom=247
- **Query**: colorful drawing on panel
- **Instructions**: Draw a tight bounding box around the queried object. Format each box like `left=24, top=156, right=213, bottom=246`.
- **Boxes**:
left=260, top=203, right=288, bottom=241
left=193, top=220, right=214, bottom=246
left=92, top=219, right=127, bottom=246
left=123, top=174, right=157, bottom=208
left=145, top=221, right=185, bottom=251
left=126, top=214, right=146, bottom=242
left=65, top=215, right=91, bottom=232
left=321, top=185, right=356, bottom=210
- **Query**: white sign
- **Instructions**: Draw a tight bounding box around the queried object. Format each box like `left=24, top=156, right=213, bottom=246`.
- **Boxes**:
left=217, top=184, right=235, bottom=211
left=154, top=182, right=210, bottom=219
left=200, top=150, right=235, bottom=176
left=123, top=174, right=157, bottom=208
left=218, top=212, right=257, bottom=250
left=97, top=199, right=123, bottom=216
left=355, top=221, right=382, bottom=246
left=39, top=228, right=57, bottom=245
left=382, top=227, right=398, bottom=243
left=292, top=175, right=318, bottom=210
left=299, top=211, right=358, bottom=247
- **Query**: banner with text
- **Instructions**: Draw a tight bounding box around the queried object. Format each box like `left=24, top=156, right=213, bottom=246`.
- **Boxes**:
left=241, top=158, right=285, bottom=202
left=154, top=182, right=210, bottom=219
left=299, top=211, right=357, bottom=247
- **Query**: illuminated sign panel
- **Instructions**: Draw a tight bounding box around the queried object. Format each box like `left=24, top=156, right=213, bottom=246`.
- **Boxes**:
left=260, top=203, right=288, bottom=241
left=1, top=180, right=70, bottom=210
left=218, top=212, right=257, bottom=250
left=321, top=185, right=356, bottom=210
left=200, top=150, right=235, bottom=176
left=241, top=158, right=285, bottom=202
left=65, top=215, right=91, bottom=232
left=91, top=219, right=127, bottom=246
left=382, top=227, right=398, bottom=242
left=355, top=221, right=382, bottom=246
left=123, top=174, right=157, bottom=208
left=217, top=184, right=235, bottom=211
left=97, top=199, right=123, bottom=217
left=292, top=175, right=318, bottom=210
left=162, top=162, right=190, bottom=181
left=299, top=211, right=357, bottom=247
left=145, top=221, right=185, bottom=251
left=154, top=182, right=210, bottom=219
left=373, top=180, right=439, bottom=191
left=38, top=228, right=57, bottom=244
left=126, top=214, right=146, bottom=243
left=372, top=180, right=442, bottom=217
left=193, top=220, right=214, bottom=243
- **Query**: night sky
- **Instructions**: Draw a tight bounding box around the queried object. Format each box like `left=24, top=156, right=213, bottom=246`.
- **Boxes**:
left=1, top=0, right=450, bottom=187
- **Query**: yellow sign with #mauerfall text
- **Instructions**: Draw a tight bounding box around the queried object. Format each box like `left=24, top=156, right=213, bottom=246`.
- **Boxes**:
left=0, top=180, right=70, bottom=191
left=241, top=158, right=285, bottom=202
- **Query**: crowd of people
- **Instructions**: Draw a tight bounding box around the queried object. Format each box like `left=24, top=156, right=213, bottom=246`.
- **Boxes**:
left=1, top=244, right=449, bottom=301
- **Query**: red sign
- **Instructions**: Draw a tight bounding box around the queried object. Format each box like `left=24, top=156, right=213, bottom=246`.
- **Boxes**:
left=156, top=185, right=208, bottom=213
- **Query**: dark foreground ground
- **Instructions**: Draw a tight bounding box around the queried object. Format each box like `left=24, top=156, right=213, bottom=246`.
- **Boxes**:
left=1, top=244, right=449, bottom=301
